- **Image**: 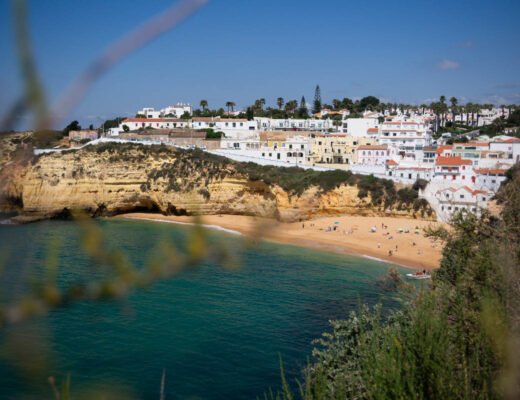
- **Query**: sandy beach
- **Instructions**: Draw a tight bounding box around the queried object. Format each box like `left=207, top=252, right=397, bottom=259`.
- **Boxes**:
left=116, top=213, right=447, bottom=271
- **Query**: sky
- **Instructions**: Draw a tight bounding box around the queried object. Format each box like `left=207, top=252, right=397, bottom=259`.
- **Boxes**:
left=1, top=0, right=520, bottom=130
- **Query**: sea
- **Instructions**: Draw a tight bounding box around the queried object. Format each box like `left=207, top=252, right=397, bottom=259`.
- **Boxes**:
left=0, top=216, right=412, bottom=399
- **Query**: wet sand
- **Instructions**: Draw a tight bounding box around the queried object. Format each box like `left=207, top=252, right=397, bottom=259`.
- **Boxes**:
left=116, top=213, right=447, bottom=271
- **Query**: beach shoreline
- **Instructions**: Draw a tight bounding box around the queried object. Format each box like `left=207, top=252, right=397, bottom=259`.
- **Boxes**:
left=115, top=213, right=446, bottom=271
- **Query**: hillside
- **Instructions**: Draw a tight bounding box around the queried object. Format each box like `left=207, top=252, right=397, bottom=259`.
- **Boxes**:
left=0, top=142, right=434, bottom=222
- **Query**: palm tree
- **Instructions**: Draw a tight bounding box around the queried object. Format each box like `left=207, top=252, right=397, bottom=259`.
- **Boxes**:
left=465, top=102, right=473, bottom=126
left=439, top=96, right=446, bottom=127
left=260, top=98, right=266, bottom=110
left=420, top=104, right=427, bottom=114
left=200, top=99, right=208, bottom=110
left=285, top=100, right=298, bottom=115
left=332, top=99, right=341, bottom=110
left=475, top=104, right=482, bottom=127
left=450, top=97, right=458, bottom=125
left=500, top=104, right=506, bottom=118
left=225, top=101, right=235, bottom=112
left=277, top=97, right=284, bottom=110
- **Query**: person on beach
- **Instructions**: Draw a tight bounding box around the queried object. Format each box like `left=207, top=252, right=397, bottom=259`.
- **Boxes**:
left=388, top=250, right=393, bottom=256
left=377, top=242, right=381, bottom=248
left=302, top=223, right=305, bottom=229
left=395, top=245, right=398, bottom=252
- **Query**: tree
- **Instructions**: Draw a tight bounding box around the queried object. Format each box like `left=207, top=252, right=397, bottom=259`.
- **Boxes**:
left=246, top=107, right=254, bottom=121
left=89, top=124, right=94, bottom=130
left=225, top=101, right=235, bottom=112
left=122, top=125, right=130, bottom=132
left=450, top=97, right=458, bottom=125
left=181, top=111, right=191, bottom=119
left=277, top=97, right=284, bottom=110
left=341, top=98, right=354, bottom=110
left=358, top=96, right=380, bottom=111
left=135, top=114, right=146, bottom=118
left=200, top=99, right=208, bottom=110
left=332, top=99, right=341, bottom=110
left=298, top=96, right=308, bottom=118
left=285, top=100, right=298, bottom=115
left=313, top=85, right=322, bottom=114
left=63, top=120, right=81, bottom=135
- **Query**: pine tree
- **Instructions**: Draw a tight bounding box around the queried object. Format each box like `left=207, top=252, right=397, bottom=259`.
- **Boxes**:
left=313, top=85, right=322, bottom=114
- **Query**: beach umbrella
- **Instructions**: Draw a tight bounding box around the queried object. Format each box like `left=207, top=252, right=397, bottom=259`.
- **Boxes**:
left=398, top=228, right=403, bottom=231
left=353, top=225, right=359, bottom=228
left=334, top=222, right=339, bottom=224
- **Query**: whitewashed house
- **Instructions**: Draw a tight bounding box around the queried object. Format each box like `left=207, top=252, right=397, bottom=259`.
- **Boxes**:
left=435, top=186, right=492, bottom=220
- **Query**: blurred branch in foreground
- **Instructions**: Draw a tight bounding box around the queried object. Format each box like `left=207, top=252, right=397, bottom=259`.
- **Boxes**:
left=1, top=0, right=210, bottom=132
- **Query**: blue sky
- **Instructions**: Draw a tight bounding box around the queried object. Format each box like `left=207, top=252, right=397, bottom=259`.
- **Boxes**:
left=1, top=0, right=519, bottom=129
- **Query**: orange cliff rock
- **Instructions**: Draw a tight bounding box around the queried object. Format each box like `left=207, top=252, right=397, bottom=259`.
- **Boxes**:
left=1, top=144, right=436, bottom=222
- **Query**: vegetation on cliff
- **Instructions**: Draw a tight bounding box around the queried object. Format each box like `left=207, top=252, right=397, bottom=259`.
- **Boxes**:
left=78, top=142, right=430, bottom=214
left=271, top=167, right=520, bottom=399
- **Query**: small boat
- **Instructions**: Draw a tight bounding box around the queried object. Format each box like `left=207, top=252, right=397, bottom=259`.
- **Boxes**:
left=406, top=271, right=431, bottom=280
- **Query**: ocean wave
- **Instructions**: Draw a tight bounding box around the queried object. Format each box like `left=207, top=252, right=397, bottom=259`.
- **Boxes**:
left=122, top=216, right=244, bottom=236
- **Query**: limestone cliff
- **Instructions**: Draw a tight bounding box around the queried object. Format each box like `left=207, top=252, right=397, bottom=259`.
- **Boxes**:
left=1, top=143, right=435, bottom=222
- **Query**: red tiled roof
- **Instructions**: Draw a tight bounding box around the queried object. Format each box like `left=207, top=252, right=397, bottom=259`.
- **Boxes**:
left=435, top=156, right=472, bottom=166
left=386, top=160, right=398, bottom=165
left=475, top=169, right=507, bottom=175
left=367, top=128, right=379, bottom=132
left=436, top=145, right=453, bottom=155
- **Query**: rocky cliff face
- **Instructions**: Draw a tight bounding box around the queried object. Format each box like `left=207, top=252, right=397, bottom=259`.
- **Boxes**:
left=1, top=143, right=435, bottom=222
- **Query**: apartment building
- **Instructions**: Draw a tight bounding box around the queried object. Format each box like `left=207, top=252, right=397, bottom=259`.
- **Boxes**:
left=307, top=134, right=376, bottom=165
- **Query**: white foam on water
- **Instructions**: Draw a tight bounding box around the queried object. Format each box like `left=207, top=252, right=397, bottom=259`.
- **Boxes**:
left=122, top=216, right=244, bottom=236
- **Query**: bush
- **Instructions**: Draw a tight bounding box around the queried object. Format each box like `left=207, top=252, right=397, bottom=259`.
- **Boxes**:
left=269, top=172, right=520, bottom=399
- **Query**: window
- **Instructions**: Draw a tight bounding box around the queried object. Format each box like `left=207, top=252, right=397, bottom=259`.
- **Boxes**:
left=460, top=195, right=464, bottom=199
left=262, top=153, right=265, bottom=157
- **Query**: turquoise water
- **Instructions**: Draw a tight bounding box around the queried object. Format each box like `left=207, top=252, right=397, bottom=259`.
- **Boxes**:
left=0, top=218, right=407, bottom=399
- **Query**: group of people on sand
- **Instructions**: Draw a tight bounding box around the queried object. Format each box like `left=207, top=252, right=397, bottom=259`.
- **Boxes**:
left=303, top=219, right=430, bottom=259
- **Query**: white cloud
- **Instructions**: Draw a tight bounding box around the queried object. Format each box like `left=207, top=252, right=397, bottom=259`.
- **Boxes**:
left=436, top=59, right=460, bottom=70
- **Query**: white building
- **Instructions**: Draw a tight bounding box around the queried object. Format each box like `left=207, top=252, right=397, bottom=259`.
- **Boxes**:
left=433, top=156, right=475, bottom=184
left=137, top=103, right=193, bottom=118
left=120, top=118, right=189, bottom=131
left=191, top=117, right=255, bottom=131
left=341, top=118, right=379, bottom=137
left=255, top=117, right=334, bottom=132
left=355, top=145, right=391, bottom=166
left=377, top=120, right=431, bottom=158
left=434, top=186, right=492, bottom=220
left=474, top=168, right=508, bottom=192
left=385, top=161, right=434, bottom=182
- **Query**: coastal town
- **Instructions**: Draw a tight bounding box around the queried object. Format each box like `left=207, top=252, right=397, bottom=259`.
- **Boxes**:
left=63, top=95, right=520, bottom=223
